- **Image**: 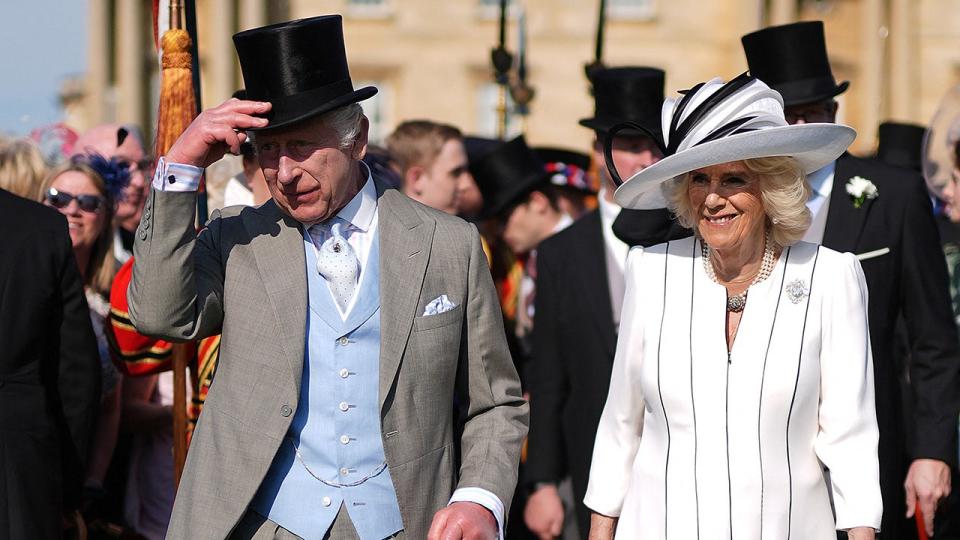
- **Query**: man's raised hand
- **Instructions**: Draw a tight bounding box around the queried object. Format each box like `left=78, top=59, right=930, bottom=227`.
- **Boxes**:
left=165, top=98, right=271, bottom=168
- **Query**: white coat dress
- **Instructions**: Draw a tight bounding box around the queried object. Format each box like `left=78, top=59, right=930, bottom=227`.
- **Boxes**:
left=584, top=237, right=882, bottom=539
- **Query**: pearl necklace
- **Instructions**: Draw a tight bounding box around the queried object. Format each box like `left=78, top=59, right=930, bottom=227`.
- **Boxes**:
left=701, top=232, right=775, bottom=313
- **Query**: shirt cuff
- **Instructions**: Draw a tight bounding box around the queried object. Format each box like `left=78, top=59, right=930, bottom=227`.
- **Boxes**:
left=151, top=157, right=204, bottom=192
left=449, top=487, right=505, bottom=540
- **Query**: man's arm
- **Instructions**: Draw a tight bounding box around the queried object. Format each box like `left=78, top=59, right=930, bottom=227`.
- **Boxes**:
left=431, top=225, right=528, bottom=540
left=899, top=173, right=960, bottom=535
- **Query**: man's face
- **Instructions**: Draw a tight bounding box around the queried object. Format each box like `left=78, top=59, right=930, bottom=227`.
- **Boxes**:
left=502, top=191, right=555, bottom=254
left=784, top=99, right=838, bottom=125
left=593, top=134, right=663, bottom=190
left=74, top=125, right=149, bottom=225
left=409, top=139, right=470, bottom=215
left=255, top=116, right=369, bottom=224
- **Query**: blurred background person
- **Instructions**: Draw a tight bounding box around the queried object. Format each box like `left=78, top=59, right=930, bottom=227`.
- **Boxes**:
left=39, top=155, right=129, bottom=528
left=0, top=137, right=48, bottom=199
left=386, top=119, right=471, bottom=215
left=535, top=146, right=596, bottom=221
left=222, top=140, right=270, bottom=207
left=73, top=123, right=151, bottom=266
left=0, top=185, right=101, bottom=539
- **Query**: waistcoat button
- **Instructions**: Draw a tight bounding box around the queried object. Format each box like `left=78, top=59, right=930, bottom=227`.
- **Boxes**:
left=339, top=368, right=349, bottom=378
left=338, top=336, right=349, bottom=346
left=322, top=496, right=332, bottom=507
left=339, top=401, right=350, bottom=412
left=280, top=405, right=292, bottom=417
left=340, top=434, right=350, bottom=445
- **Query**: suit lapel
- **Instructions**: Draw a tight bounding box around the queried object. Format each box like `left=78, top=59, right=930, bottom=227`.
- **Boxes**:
left=376, top=183, right=435, bottom=410
left=248, top=200, right=308, bottom=393
left=822, top=154, right=877, bottom=252
left=575, top=212, right=618, bottom=358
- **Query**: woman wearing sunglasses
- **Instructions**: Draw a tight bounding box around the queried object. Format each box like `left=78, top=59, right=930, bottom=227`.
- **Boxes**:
left=39, top=155, right=130, bottom=507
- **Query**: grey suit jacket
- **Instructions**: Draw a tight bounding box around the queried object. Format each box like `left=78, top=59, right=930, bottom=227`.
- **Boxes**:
left=128, top=175, right=528, bottom=539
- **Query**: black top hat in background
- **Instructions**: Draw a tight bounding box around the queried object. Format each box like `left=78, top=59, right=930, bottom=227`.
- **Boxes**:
left=579, top=67, right=665, bottom=136
left=233, top=15, right=377, bottom=131
left=534, top=147, right=596, bottom=194
left=876, top=121, right=926, bottom=172
left=742, top=21, right=848, bottom=107
left=463, top=136, right=502, bottom=168
left=471, top=136, right=551, bottom=218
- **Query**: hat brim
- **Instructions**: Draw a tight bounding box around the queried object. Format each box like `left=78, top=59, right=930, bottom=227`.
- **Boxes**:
left=484, top=171, right=553, bottom=219
left=614, top=123, right=856, bottom=209
left=249, top=86, right=378, bottom=132
left=779, top=81, right=849, bottom=107
left=579, top=117, right=662, bottom=137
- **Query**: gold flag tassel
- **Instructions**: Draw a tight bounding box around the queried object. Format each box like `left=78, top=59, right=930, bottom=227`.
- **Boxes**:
left=155, top=0, right=197, bottom=490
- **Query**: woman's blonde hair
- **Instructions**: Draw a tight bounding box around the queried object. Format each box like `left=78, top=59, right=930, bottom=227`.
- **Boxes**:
left=0, top=138, right=48, bottom=199
left=39, top=162, right=116, bottom=296
left=668, top=156, right=812, bottom=247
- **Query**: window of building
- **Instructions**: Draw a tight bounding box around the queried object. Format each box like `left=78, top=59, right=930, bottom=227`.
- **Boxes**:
left=356, top=80, right=391, bottom=146
left=477, top=0, right=517, bottom=21
left=476, top=82, right=522, bottom=139
left=346, top=0, right=392, bottom=19
left=608, top=0, right=655, bottom=20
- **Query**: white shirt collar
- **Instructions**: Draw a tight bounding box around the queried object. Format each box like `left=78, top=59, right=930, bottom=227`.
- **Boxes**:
left=332, top=161, right=377, bottom=232
left=597, top=187, right=621, bottom=223
left=807, top=161, right=836, bottom=199
left=553, top=213, right=574, bottom=234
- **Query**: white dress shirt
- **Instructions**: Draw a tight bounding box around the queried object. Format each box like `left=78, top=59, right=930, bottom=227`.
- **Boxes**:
left=597, top=188, right=630, bottom=326
left=802, top=162, right=836, bottom=244
left=152, top=157, right=507, bottom=538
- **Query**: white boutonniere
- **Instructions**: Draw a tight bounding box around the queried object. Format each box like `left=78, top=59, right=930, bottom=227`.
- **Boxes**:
left=845, top=176, right=879, bottom=209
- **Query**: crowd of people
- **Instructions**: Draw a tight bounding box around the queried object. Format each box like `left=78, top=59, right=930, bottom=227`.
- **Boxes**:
left=4, top=13, right=960, bottom=540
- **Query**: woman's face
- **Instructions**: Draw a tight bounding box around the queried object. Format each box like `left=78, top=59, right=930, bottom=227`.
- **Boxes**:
left=687, top=161, right=767, bottom=253
left=45, top=170, right=109, bottom=253
left=945, top=172, right=960, bottom=224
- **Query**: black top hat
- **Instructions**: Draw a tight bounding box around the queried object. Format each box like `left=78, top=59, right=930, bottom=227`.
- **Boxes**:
left=579, top=67, right=665, bottom=136
left=876, top=121, right=926, bottom=171
left=742, top=21, right=849, bottom=107
left=233, top=15, right=377, bottom=131
left=534, top=147, right=595, bottom=194
left=463, top=136, right=502, bottom=167
left=471, top=136, right=551, bottom=218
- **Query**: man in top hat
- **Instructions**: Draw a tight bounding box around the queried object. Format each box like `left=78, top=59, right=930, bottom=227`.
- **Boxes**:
left=386, top=120, right=472, bottom=216
left=523, top=67, right=687, bottom=540
left=876, top=121, right=926, bottom=173
left=128, top=15, right=526, bottom=540
left=743, top=21, right=960, bottom=539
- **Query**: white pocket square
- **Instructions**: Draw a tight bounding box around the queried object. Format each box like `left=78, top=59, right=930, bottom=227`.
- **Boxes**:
left=856, top=247, right=890, bottom=261
left=423, top=295, right=457, bottom=316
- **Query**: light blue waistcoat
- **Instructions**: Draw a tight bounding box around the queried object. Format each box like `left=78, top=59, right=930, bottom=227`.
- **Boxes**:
left=251, top=229, right=403, bottom=540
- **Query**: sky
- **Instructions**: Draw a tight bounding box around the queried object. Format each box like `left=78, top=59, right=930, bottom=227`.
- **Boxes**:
left=0, top=0, right=88, bottom=136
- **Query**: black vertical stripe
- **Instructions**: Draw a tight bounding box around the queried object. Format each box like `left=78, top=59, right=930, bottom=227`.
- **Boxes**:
left=690, top=240, right=700, bottom=539
left=785, top=246, right=820, bottom=540
left=658, top=241, right=672, bottom=537
left=757, top=246, right=792, bottom=539
left=725, top=350, right=733, bottom=540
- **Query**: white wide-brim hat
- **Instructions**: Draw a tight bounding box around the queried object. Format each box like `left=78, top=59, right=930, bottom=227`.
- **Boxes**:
left=611, top=74, right=856, bottom=209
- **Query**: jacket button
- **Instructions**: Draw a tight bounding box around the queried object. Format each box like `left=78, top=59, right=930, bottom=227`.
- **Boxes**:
left=139, top=229, right=147, bottom=240
left=322, top=496, right=332, bottom=507
left=340, top=434, right=350, bottom=445
left=338, top=336, right=349, bottom=346
left=339, top=401, right=349, bottom=412
left=280, top=405, right=292, bottom=417
left=339, top=368, right=349, bottom=379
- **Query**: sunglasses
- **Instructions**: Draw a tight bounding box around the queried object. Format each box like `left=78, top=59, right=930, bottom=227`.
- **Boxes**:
left=44, top=188, right=106, bottom=213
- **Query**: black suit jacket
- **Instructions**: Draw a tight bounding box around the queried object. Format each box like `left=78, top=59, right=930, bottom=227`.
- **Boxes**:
left=0, top=189, right=101, bottom=539
left=822, top=154, right=960, bottom=539
left=526, top=210, right=619, bottom=539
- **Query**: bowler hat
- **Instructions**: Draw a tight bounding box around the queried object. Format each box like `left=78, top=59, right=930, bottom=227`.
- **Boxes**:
left=579, top=67, right=665, bottom=136
left=535, top=147, right=595, bottom=194
left=233, top=15, right=377, bottom=131
left=876, top=122, right=926, bottom=171
left=741, top=21, right=848, bottom=107
left=471, top=136, right=551, bottom=218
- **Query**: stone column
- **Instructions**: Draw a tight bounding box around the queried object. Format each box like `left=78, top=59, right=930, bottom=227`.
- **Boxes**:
left=889, top=0, right=915, bottom=121
left=86, top=0, right=110, bottom=127
left=860, top=0, right=885, bottom=150
left=769, top=0, right=795, bottom=26
left=116, top=0, right=145, bottom=127
left=209, top=0, right=236, bottom=104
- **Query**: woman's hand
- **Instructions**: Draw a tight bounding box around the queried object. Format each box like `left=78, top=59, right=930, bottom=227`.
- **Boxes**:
left=587, top=512, right=617, bottom=540
left=846, top=526, right=876, bottom=540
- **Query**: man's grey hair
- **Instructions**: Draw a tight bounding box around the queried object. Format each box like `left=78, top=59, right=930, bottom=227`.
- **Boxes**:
left=248, top=103, right=365, bottom=150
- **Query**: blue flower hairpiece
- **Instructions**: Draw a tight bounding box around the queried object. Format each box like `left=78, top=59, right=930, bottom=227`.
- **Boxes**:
left=71, top=152, right=131, bottom=202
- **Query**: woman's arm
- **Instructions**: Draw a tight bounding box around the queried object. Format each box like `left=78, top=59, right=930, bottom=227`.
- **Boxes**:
left=588, top=512, right=618, bottom=540
left=847, top=526, right=876, bottom=540
left=815, top=252, right=883, bottom=531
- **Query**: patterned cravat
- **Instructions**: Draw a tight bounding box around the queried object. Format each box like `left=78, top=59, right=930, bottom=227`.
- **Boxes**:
left=313, top=220, right=358, bottom=312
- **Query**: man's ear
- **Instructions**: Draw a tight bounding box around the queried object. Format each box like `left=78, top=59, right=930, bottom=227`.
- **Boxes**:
left=351, top=115, right=371, bottom=160
left=829, top=100, right=839, bottom=122
left=527, top=190, right=550, bottom=213
left=403, top=165, right=426, bottom=194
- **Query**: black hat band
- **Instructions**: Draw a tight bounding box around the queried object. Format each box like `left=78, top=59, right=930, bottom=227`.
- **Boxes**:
left=262, top=78, right=357, bottom=122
